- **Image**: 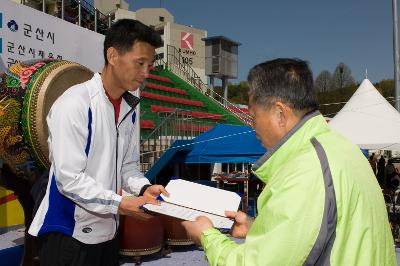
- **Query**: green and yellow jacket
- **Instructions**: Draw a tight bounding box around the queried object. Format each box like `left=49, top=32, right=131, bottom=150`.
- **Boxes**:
left=201, top=111, right=396, bottom=266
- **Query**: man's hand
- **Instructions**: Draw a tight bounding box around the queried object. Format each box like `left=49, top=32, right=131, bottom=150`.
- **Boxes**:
left=181, top=216, right=214, bottom=246
left=118, top=196, right=151, bottom=216
left=143, top=184, right=169, bottom=205
left=225, top=210, right=253, bottom=238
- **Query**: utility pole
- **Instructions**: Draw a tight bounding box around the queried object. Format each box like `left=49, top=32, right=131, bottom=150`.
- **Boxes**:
left=393, top=0, right=400, bottom=111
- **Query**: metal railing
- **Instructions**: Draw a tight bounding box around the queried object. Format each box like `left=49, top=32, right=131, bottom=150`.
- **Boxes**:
left=140, top=110, right=217, bottom=172
left=22, top=0, right=114, bottom=34
left=66, top=0, right=113, bottom=33
left=140, top=50, right=254, bottom=172
left=166, top=45, right=253, bottom=126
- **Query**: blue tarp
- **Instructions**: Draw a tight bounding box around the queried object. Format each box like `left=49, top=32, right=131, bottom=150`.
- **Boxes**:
left=145, top=124, right=267, bottom=181
left=145, top=140, right=192, bottom=180
left=184, top=124, right=266, bottom=163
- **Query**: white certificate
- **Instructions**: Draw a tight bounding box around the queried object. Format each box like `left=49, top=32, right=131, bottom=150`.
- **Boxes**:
left=143, top=179, right=242, bottom=229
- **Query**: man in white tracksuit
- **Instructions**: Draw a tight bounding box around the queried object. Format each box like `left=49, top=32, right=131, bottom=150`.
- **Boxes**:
left=29, top=19, right=167, bottom=266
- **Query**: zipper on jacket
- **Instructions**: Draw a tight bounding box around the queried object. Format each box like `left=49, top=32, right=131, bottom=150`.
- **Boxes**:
left=114, top=126, right=119, bottom=238
left=113, top=105, right=118, bottom=239
left=113, top=105, right=135, bottom=239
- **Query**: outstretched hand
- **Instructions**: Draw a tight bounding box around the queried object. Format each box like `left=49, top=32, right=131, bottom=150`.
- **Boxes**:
left=181, top=216, right=214, bottom=246
left=225, top=210, right=253, bottom=238
left=143, top=184, right=169, bottom=205
left=118, top=195, right=151, bottom=216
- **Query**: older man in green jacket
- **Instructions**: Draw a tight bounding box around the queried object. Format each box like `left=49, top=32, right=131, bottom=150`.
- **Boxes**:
left=183, top=58, right=396, bottom=265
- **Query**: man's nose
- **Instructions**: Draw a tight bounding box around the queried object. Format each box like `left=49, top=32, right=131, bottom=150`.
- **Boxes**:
left=143, top=65, right=154, bottom=78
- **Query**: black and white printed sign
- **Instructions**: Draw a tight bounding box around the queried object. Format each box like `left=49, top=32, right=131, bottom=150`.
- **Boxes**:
left=0, top=0, right=104, bottom=72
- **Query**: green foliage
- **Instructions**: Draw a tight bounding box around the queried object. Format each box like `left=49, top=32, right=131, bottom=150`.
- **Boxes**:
left=318, top=79, right=395, bottom=117
left=228, top=81, right=249, bottom=105
left=375, top=79, right=394, bottom=99
left=213, top=81, right=250, bottom=105
left=318, top=84, right=358, bottom=117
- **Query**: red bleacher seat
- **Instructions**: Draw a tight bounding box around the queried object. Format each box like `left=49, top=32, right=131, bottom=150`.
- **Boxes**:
left=190, top=111, right=223, bottom=120
left=140, top=119, right=155, bottom=129
left=150, top=105, right=223, bottom=120
left=227, top=106, right=249, bottom=114
left=144, top=82, right=188, bottom=95
left=175, top=124, right=213, bottom=132
left=148, top=74, right=172, bottom=84
left=141, top=92, right=205, bottom=107
left=150, top=105, right=175, bottom=113
left=239, top=107, right=249, bottom=113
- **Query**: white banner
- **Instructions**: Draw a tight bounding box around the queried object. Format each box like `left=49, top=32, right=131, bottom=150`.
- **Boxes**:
left=0, top=0, right=104, bottom=72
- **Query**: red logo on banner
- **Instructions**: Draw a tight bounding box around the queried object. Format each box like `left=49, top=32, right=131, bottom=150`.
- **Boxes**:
left=181, top=32, right=194, bottom=50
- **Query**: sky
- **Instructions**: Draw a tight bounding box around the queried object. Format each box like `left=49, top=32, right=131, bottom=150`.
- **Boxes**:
left=127, top=0, right=394, bottom=84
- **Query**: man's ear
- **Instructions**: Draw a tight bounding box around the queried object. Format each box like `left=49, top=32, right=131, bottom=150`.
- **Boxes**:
left=274, top=102, right=287, bottom=127
left=106, top=47, right=119, bottom=66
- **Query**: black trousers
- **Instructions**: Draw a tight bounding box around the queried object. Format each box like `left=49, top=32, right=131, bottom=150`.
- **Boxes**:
left=38, top=232, right=119, bottom=266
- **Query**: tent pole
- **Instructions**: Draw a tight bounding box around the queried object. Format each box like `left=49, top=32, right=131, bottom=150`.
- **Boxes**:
left=393, top=0, right=400, bottom=111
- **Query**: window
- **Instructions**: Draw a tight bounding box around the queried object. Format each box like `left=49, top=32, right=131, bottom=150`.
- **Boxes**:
left=159, top=16, right=165, bottom=22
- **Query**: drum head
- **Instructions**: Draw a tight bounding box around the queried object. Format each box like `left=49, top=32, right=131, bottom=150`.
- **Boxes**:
left=23, top=61, right=93, bottom=169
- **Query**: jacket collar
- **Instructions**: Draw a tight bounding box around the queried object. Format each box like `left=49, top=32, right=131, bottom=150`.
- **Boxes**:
left=252, top=110, right=329, bottom=182
left=122, top=91, right=140, bottom=109
left=92, top=73, right=140, bottom=124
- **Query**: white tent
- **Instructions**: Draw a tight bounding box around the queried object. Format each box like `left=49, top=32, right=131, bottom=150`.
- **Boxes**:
left=329, top=78, right=400, bottom=151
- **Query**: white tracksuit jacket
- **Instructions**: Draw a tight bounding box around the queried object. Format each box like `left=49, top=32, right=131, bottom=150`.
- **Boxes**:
left=28, top=73, right=150, bottom=244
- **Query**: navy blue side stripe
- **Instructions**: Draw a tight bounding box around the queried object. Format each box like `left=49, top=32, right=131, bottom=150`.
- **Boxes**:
left=38, top=173, right=76, bottom=236
left=131, top=111, right=136, bottom=124
left=85, top=107, right=92, bottom=156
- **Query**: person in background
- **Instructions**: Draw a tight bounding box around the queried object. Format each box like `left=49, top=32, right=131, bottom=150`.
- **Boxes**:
left=28, top=19, right=168, bottom=266
left=369, top=153, right=377, bottom=175
left=377, top=155, right=386, bottom=186
left=182, top=58, right=396, bottom=265
left=386, top=159, right=397, bottom=190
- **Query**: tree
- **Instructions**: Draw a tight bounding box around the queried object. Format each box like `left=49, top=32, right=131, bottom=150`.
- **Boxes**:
left=375, top=79, right=395, bottom=107
left=314, top=70, right=332, bottom=92
left=331, top=62, right=355, bottom=90
left=227, top=81, right=249, bottom=105
left=212, top=82, right=249, bottom=105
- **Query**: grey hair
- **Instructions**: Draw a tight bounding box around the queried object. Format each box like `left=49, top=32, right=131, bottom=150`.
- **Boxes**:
left=247, top=58, right=318, bottom=111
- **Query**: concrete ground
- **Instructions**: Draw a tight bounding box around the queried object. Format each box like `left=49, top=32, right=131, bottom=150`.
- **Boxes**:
left=1, top=228, right=400, bottom=266
left=120, top=245, right=208, bottom=266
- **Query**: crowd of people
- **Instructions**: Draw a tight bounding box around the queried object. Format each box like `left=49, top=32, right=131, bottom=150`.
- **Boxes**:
left=369, top=153, right=400, bottom=190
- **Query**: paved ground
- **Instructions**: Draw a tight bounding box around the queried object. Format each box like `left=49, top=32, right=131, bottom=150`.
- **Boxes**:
left=0, top=228, right=239, bottom=266
left=120, top=235, right=245, bottom=265
left=1, top=228, right=400, bottom=265
left=120, top=245, right=208, bottom=266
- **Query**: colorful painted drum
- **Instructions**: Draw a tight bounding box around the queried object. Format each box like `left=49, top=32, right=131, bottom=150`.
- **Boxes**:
left=119, top=214, right=165, bottom=259
left=0, top=59, right=93, bottom=180
left=162, top=215, right=194, bottom=246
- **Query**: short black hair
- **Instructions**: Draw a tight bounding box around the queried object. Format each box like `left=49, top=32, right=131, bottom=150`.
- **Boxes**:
left=247, top=58, right=318, bottom=112
left=103, top=19, right=163, bottom=65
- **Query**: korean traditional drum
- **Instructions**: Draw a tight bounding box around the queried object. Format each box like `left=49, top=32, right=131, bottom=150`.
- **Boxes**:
left=119, top=214, right=165, bottom=261
left=0, top=59, right=93, bottom=181
left=162, top=215, right=194, bottom=246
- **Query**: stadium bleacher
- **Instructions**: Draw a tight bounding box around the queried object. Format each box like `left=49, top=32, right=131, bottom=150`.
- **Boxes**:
left=144, top=82, right=188, bottom=95
left=139, top=68, right=245, bottom=136
left=150, top=105, right=223, bottom=120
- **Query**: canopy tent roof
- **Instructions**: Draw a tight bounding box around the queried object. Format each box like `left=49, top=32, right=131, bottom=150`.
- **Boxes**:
left=144, top=124, right=266, bottom=181
left=184, top=124, right=266, bottom=163
left=329, top=79, right=400, bottom=150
